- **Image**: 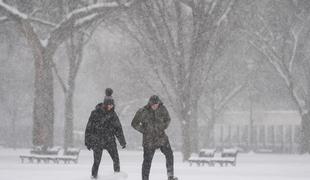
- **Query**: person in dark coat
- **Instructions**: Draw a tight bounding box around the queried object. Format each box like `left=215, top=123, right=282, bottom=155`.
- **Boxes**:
left=131, top=95, right=178, bottom=180
left=85, top=88, right=126, bottom=179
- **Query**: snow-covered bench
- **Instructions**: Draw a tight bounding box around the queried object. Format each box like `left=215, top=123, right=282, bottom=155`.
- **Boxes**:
left=188, top=148, right=239, bottom=167
left=20, top=147, right=80, bottom=164
left=210, top=148, right=239, bottom=166
left=188, top=149, right=216, bottom=166
left=30, top=146, right=61, bottom=155
left=20, top=154, right=60, bottom=164
left=58, top=148, right=80, bottom=164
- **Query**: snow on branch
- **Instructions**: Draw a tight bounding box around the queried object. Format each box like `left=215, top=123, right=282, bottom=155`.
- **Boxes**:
left=64, top=2, right=118, bottom=20
left=247, top=31, right=308, bottom=115
left=0, top=0, right=27, bottom=20
left=0, top=16, right=7, bottom=22
left=46, top=0, right=138, bottom=52
left=288, top=20, right=304, bottom=73
left=288, top=33, right=298, bottom=73
left=29, top=17, right=56, bottom=27
left=0, top=1, right=56, bottom=27
left=74, top=13, right=98, bottom=27
left=241, top=29, right=292, bottom=87
left=178, top=0, right=195, bottom=9
left=208, top=0, right=218, bottom=15
left=61, top=0, right=135, bottom=26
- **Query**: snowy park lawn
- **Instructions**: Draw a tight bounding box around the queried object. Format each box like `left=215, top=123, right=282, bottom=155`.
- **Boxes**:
left=1, top=148, right=310, bottom=180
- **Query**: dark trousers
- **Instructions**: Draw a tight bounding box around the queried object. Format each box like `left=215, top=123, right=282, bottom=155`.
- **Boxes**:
left=142, top=142, right=174, bottom=180
left=91, top=144, right=120, bottom=177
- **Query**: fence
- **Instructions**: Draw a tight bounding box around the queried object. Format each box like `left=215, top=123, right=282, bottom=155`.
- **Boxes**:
left=207, top=124, right=301, bottom=153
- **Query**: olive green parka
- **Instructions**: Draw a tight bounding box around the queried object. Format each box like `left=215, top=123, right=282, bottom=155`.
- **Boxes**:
left=131, top=99, right=171, bottom=148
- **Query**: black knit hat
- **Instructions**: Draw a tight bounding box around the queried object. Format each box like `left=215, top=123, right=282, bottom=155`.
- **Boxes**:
left=103, top=88, right=114, bottom=106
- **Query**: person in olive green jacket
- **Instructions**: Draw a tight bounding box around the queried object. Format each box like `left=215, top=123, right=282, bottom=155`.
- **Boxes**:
left=131, top=95, right=178, bottom=180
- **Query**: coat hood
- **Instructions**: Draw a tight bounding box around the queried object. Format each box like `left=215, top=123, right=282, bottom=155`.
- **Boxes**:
left=95, top=103, right=103, bottom=110
left=145, top=95, right=163, bottom=109
left=95, top=103, right=114, bottom=112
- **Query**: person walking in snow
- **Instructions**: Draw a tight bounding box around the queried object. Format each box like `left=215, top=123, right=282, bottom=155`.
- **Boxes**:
left=85, top=88, right=126, bottom=179
left=131, top=95, right=178, bottom=180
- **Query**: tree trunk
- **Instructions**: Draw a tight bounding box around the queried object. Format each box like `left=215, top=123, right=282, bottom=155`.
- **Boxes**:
left=203, top=93, right=217, bottom=148
left=64, top=80, right=75, bottom=149
left=63, top=33, right=84, bottom=149
left=300, top=112, right=310, bottom=153
left=32, top=52, right=54, bottom=147
left=190, top=101, right=199, bottom=153
left=180, top=117, right=191, bottom=161
left=18, top=21, right=55, bottom=148
left=10, top=110, right=17, bottom=149
left=178, top=99, right=200, bottom=161
left=204, top=112, right=217, bottom=148
left=204, top=123, right=215, bottom=148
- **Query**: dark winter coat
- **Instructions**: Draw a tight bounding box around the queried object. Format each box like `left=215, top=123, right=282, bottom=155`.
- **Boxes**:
left=85, top=103, right=126, bottom=150
left=131, top=101, right=171, bottom=148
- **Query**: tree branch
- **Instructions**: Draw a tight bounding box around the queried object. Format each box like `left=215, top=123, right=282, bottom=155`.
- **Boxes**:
left=215, top=84, right=245, bottom=111
left=159, top=0, right=177, bottom=49
left=289, top=20, right=304, bottom=73
left=0, top=0, right=27, bottom=20
left=0, top=16, right=8, bottom=23
left=72, top=35, right=85, bottom=79
left=0, top=1, right=56, bottom=27
left=52, top=62, right=67, bottom=93
left=178, top=0, right=194, bottom=9
left=124, top=54, right=158, bottom=94
left=289, top=32, right=298, bottom=73
left=215, top=0, right=235, bottom=26
left=208, top=0, right=218, bottom=15
left=249, top=40, right=290, bottom=86
left=47, top=0, right=139, bottom=54
left=29, top=17, right=56, bottom=27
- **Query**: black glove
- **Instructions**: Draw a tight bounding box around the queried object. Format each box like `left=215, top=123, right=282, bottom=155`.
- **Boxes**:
left=121, top=144, right=126, bottom=149
left=85, top=143, right=92, bottom=151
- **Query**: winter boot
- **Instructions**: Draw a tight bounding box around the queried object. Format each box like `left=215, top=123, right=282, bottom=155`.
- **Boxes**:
left=168, top=176, right=178, bottom=180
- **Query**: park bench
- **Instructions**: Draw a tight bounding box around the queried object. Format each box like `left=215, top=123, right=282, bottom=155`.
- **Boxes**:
left=56, top=148, right=80, bottom=164
left=20, top=146, right=61, bottom=163
left=188, top=148, right=239, bottom=167
left=211, top=148, right=238, bottom=166
left=20, top=146, right=80, bottom=164
left=20, top=154, right=60, bottom=164
left=188, top=149, right=216, bottom=166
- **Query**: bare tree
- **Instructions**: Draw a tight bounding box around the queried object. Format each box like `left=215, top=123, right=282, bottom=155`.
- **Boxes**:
left=50, top=1, right=105, bottom=150
left=116, top=0, right=236, bottom=160
left=0, top=0, right=139, bottom=147
left=240, top=0, right=310, bottom=153
left=200, top=73, right=246, bottom=147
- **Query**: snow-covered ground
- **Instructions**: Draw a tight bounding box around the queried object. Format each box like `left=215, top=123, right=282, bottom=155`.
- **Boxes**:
left=1, top=148, right=310, bottom=180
